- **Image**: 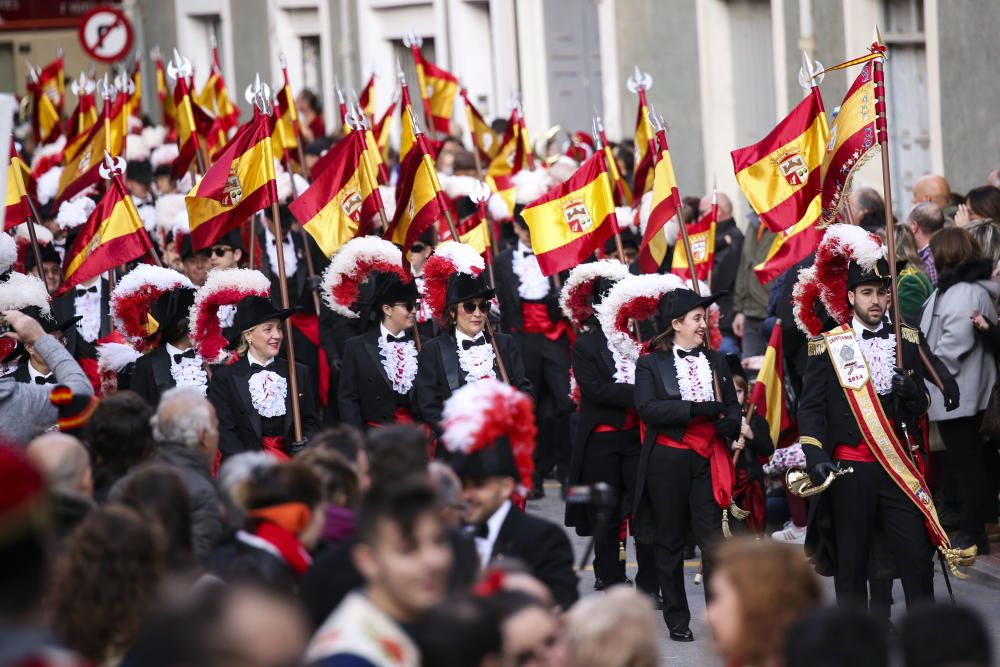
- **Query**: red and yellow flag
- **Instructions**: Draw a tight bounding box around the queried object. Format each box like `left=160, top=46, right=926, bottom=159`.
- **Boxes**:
left=519, top=152, right=618, bottom=276
left=463, top=89, right=500, bottom=165
left=384, top=134, right=447, bottom=250
left=5, top=143, right=32, bottom=231
left=399, top=82, right=418, bottom=161
left=487, top=107, right=531, bottom=180
left=358, top=74, right=376, bottom=124
left=671, top=210, right=715, bottom=281
left=155, top=54, right=176, bottom=130
left=197, top=71, right=240, bottom=134
left=821, top=61, right=879, bottom=223
left=29, top=82, right=62, bottom=146
left=639, top=127, right=681, bottom=273
left=289, top=131, right=383, bottom=257
left=172, top=76, right=215, bottom=178
left=410, top=46, right=459, bottom=134
left=56, top=98, right=128, bottom=205
left=65, top=88, right=100, bottom=157
left=372, top=98, right=396, bottom=164
left=486, top=173, right=515, bottom=218
left=58, top=176, right=155, bottom=294
left=631, top=88, right=655, bottom=205
left=271, top=80, right=300, bottom=161
left=749, top=323, right=791, bottom=446
left=127, top=61, right=142, bottom=119
left=186, top=114, right=277, bottom=250
left=732, top=88, right=828, bottom=233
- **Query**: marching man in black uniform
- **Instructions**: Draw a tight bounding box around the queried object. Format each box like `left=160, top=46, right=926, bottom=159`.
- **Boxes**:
left=323, top=237, right=422, bottom=430
left=629, top=274, right=740, bottom=642
left=415, top=242, right=531, bottom=430
left=792, top=224, right=974, bottom=609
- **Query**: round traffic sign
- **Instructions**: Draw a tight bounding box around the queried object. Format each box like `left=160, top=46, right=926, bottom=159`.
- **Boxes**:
left=78, top=7, right=134, bottom=64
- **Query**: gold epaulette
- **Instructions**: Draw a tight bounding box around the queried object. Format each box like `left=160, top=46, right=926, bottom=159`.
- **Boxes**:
left=900, top=324, right=920, bottom=345
left=807, top=337, right=827, bottom=356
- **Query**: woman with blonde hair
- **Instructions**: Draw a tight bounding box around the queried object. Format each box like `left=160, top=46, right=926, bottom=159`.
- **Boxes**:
left=207, top=296, right=319, bottom=462
left=706, top=537, right=822, bottom=667
left=566, top=586, right=661, bottom=667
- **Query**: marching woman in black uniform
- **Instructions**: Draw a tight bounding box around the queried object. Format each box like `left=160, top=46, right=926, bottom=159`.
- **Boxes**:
left=631, top=278, right=741, bottom=642
left=414, top=242, right=531, bottom=431
left=207, top=295, right=319, bottom=462
left=323, top=237, right=422, bottom=430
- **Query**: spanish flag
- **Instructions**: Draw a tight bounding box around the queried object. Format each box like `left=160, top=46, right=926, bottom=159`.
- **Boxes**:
left=272, top=80, right=300, bottom=162
left=732, top=88, right=828, bottom=233
left=671, top=210, right=715, bottom=281
left=56, top=98, right=127, bottom=205
left=5, top=144, right=32, bottom=231
left=197, top=70, right=240, bottom=133
left=821, top=61, right=879, bottom=224
left=372, top=97, right=396, bottom=164
left=58, top=177, right=155, bottom=295
left=155, top=53, right=176, bottom=130
left=289, top=131, right=383, bottom=257
left=486, top=173, right=515, bottom=218
left=519, top=152, right=618, bottom=276
left=186, top=113, right=277, bottom=250
left=487, top=107, right=532, bottom=179
left=639, top=127, right=681, bottom=273
left=631, top=88, right=655, bottom=205
left=172, top=76, right=215, bottom=178
left=463, top=89, right=500, bottom=164
left=399, top=81, right=418, bottom=161
left=458, top=206, right=492, bottom=257
left=65, top=87, right=100, bottom=156
left=36, top=57, right=65, bottom=114
left=358, top=73, right=376, bottom=124
left=410, top=46, right=459, bottom=134
left=127, top=60, right=142, bottom=119
left=384, top=134, right=447, bottom=251
left=30, top=79, right=63, bottom=145
left=748, top=323, right=791, bottom=446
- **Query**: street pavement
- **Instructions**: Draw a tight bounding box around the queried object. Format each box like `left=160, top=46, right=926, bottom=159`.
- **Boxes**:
left=526, top=481, right=1000, bottom=666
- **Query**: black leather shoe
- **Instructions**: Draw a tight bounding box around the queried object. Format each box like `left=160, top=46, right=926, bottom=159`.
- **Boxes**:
left=669, top=626, right=694, bottom=642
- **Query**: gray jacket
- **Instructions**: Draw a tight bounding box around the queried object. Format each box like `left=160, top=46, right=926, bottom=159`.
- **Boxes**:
left=920, top=275, right=999, bottom=420
left=0, top=335, right=94, bottom=444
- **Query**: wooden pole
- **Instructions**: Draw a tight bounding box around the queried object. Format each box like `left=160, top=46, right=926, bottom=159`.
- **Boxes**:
left=23, top=197, right=52, bottom=296
left=248, top=214, right=257, bottom=270
left=873, top=57, right=902, bottom=367
left=284, top=156, right=323, bottom=315
left=650, top=112, right=700, bottom=296
left=269, top=200, right=303, bottom=442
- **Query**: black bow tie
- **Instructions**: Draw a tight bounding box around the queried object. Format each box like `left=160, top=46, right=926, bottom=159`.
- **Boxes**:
left=34, top=375, right=55, bottom=385
left=468, top=523, right=489, bottom=539
left=385, top=333, right=407, bottom=343
left=75, top=285, right=98, bottom=296
left=249, top=362, right=273, bottom=374
left=521, top=250, right=534, bottom=257
left=462, top=337, right=487, bottom=350
left=173, top=349, right=197, bottom=364
left=677, top=347, right=704, bottom=359
left=861, top=328, right=891, bottom=340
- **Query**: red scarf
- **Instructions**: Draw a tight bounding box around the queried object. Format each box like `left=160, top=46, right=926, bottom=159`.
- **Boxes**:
left=253, top=520, right=312, bottom=575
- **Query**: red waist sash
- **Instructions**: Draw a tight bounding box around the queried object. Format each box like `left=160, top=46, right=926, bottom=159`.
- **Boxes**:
left=653, top=416, right=734, bottom=509
left=594, top=408, right=640, bottom=433
left=261, top=436, right=290, bottom=461
left=833, top=442, right=878, bottom=463
left=521, top=303, right=571, bottom=341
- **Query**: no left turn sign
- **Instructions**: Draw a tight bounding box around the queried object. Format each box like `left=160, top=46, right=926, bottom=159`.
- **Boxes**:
left=78, top=7, right=134, bottom=64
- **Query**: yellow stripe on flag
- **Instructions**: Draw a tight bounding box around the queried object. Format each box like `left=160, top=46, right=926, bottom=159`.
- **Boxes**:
left=6, top=157, right=29, bottom=207
left=460, top=219, right=490, bottom=255
left=388, top=154, right=440, bottom=246
left=186, top=136, right=275, bottom=232
left=757, top=342, right=783, bottom=445
left=64, top=197, right=141, bottom=279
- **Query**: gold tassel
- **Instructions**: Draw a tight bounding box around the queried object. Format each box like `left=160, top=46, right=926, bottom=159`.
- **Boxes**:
left=730, top=500, right=750, bottom=520
left=619, top=541, right=626, bottom=562
left=721, top=508, right=732, bottom=538
left=940, top=544, right=977, bottom=580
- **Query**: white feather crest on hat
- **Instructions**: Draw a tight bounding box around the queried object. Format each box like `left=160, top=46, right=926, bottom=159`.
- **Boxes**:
left=276, top=171, right=292, bottom=202
left=546, top=155, right=578, bottom=184
left=190, top=268, right=272, bottom=363
left=439, top=174, right=478, bottom=200
left=154, top=193, right=189, bottom=234
left=125, top=133, right=150, bottom=162
left=141, top=125, right=167, bottom=150
left=559, top=259, right=631, bottom=326
left=150, top=143, right=179, bottom=169
left=56, top=197, right=97, bottom=230
left=321, top=236, right=404, bottom=317
left=512, top=169, right=552, bottom=205
left=36, top=166, right=63, bottom=206
left=487, top=191, right=511, bottom=220
left=13, top=222, right=53, bottom=245
left=615, top=206, right=635, bottom=230
left=433, top=241, right=485, bottom=276
left=98, top=341, right=141, bottom=374
left=378, top=185, right=396, bottom=221
left=824, top=223, right=886, bottom=268
left=0, top=233, right=17, bottom=276
left=111, top=264, right=193, bottom=346
left=29, top=135, right=66, bottom=172
left=0, top=272, right=51, bottom=315
left=127, top=115, right=144, bottom=134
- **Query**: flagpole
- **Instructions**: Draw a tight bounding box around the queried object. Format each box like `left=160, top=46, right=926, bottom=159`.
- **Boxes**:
left=593, top=116, right=627, bottom=262
left=707, top=176, right=718, bottom=291
left=247, top=214, right=257, bottom=270
left=469, top=181, right=496, bottom=288
left=284, top=156, right=323, bottom=315
left=23, top=199, right=52, bottom=296
left=279, top=53, right=310, bottom=173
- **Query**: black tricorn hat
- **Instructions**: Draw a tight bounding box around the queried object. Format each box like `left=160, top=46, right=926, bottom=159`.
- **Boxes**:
left=227, top=296, right=294, bottom=349
left=452, top=436, right=519, bottom=481
left=445, top=272, right=495, bottom=308
left=149, top=287, right=196, bottom=341
left=846, top=257, right=905, bottom=291
left=658, top=288, right=723, bottom=323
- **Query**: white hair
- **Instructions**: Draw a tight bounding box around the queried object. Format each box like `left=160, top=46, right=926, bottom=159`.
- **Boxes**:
left=151, top=386, right=215, bottom=449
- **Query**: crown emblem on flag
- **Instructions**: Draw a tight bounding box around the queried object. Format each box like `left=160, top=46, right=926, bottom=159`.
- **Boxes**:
left=340, top=187, right=363, bottom=222
left=78, top=147, right=93, bottom=175
left=778, top=151, right=809, bottom=187
left=691, top=236, right=708, bottom=261
left=220, top=161, right=243, bottom=207
left=562, top=197, right=593, bottom=233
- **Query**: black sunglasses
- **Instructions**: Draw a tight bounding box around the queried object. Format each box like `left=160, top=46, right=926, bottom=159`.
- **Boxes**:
left=461, top=300, right=489, bottom=314
left=410, top=242, right=427, bottom=253
left=392, top=301, right=416, bottom=312
left=210, top=246, right=233, bottom=257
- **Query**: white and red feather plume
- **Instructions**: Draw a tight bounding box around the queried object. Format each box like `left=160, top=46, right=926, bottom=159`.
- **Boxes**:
left=791, top=224, right=886, bottom=336
left=0, top=233, right=16, bottom=276
left=321, top=236, right=406, bottom=318
left=441, top=379, right=537, bottom=494
left=110, top=265, right=193, bottom=350
left=97, top=342, right=142, bottom=396
left=558, top=260, right=630, bottom=328
left=420, top=241, right=486, bottom=325
left=0, top=272, right=50, bottom=315
left=190, top=269, right=272, bottom=363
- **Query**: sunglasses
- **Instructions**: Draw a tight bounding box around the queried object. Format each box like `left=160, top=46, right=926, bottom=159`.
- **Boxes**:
left=461, top=300, right=489, bottom=314
left=210, top=246, right=234, bottom=257
left=392, top=301, right=417, bottom=312
left=410, top=242, right=427, bottom=253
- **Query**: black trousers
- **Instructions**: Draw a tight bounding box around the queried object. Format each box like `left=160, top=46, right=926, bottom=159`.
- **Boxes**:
left=829, top=460, right=934, bottom=607
left=938, top=411, right=991, bottom=539
left=514, top=332, right=572, bottom=480
left=645, top=445, right=722, bottom=629
left=580, top=429, right=642, bottom=586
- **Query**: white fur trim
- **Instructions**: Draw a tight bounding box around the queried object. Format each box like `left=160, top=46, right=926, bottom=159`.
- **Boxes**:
left=125, top=134, right=150, bottom=162
left=36, top=166, right=63, bottom=206
left=0, top=272, right=50, bottom=314
left=150, top=143, right=179, bottom=169
left=141, top=126, right=167, bottom=151
left=56, top=197, right=96, bottom=230
left=434, top=241, right=485, bottom=276
left=97, top=342, right=141, bottom=373
left=29, top=136, right=65, bottom=172
left=321, top=236, right=404, bottom=317
left=189, top=268, right=272, bottom=363
left=0, top=234, right=16, bottom=275
left=440, top=379, right=522, bottom=453
left=559, top=259, right=631, bottom=321
left=512, top=169, right=552, bottom=204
